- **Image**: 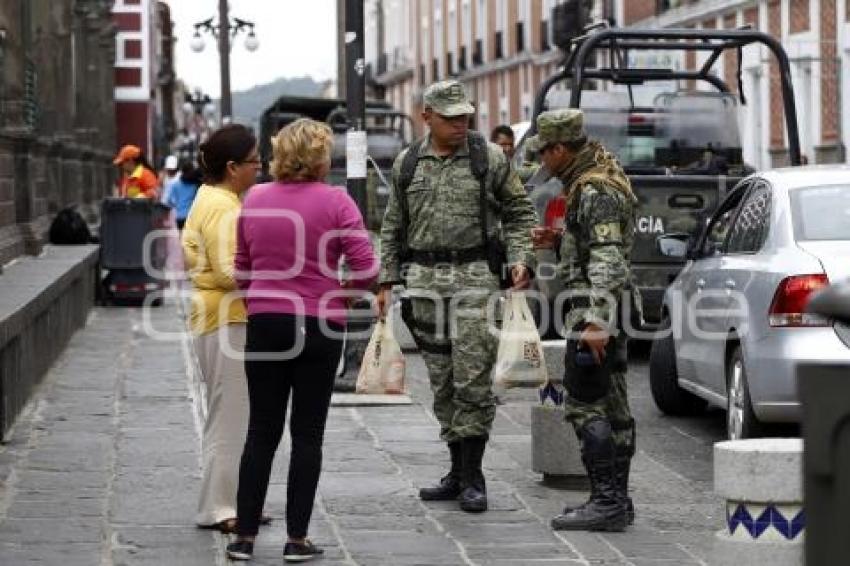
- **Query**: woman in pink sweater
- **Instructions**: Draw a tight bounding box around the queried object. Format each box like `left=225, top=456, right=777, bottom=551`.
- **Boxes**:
left=228, top=119, right=377, bottom=562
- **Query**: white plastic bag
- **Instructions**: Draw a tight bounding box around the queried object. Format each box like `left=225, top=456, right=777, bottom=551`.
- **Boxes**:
left=356, top=316, right=406, bottom=394
left=493, top=291, right=547, bottom=390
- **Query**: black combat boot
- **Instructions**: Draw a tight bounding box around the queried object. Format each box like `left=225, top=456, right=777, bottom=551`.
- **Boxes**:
left=562, top=453, right=634, bottom=525
left=458, top=436, right=488, bottom=513
left=419, top=442, right=463, bottom=501
left=614, top=454, right=635, bottom=525
left=551, top=419, right=626, bottom=531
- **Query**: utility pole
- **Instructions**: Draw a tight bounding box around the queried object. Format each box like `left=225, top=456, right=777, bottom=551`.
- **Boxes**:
left=344, top=0, right=367, bottom=219
left=335, top=0, right=371, bottom=394
left=218, top=0, right=232, bottom=121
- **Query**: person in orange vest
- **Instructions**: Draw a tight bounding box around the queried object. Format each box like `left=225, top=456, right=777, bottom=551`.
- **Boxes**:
left=113, top=144, right=159, bottom=198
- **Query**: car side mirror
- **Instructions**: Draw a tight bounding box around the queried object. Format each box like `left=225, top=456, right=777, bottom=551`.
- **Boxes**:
left=656, top=233, right=690, bottom=259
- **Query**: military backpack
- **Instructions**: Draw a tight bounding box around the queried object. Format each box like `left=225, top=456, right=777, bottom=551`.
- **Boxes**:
left=395, top=131, right=509, bottom=287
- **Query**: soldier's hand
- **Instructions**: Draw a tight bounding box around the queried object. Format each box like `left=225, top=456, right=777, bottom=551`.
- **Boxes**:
left=510, top=264, right=531, bottom=290
left=531, top=226, right=562, bottom=249
left=375, top=284, right=393, bottom=320
left=579, top=322, right=610, bottom=365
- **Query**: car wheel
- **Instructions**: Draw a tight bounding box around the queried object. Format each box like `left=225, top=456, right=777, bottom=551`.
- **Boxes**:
left=649, top=318, right=706, bottom=416
left=726, top=345, right=762, bottom=440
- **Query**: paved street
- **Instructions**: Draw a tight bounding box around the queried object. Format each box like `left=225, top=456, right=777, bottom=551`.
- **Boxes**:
left=0, top=294, right=800, bottom=565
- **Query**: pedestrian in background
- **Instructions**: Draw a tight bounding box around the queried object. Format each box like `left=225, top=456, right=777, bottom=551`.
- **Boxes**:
left=160, top=154, right=181, bottom=204
left=377, top=80, right=536, bottom=514
left=490, top=124, right=516, bottom=160
left=182, top=124, right=262, bottom=534
left=225, top=118, right=377, bottom=562
left=529, top=109, right=639, bottom=532
left=168, top=162, right=202, bottom=232
left=113, top=144, right=159, bottom=198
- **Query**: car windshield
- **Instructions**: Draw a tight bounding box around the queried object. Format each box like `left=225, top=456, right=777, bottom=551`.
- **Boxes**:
left=518, top=88, right=742, bottom=171
left=791, top=184, right=850, bottom=241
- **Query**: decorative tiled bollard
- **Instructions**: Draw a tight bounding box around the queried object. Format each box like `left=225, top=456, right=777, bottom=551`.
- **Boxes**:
left=714, top=438, right=804, bottom=544
left=531, top=404, right=586, bottom=480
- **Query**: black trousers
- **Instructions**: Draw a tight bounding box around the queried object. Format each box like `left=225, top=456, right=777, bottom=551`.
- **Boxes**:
left=236, top=313, right=343, bottom=538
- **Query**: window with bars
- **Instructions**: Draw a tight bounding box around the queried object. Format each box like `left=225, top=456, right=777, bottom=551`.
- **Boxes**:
left=472, top=39, right=483, bottom=65
left=540, top=20, right=550, bottom=51
left=727, top=186, right=772, bottom=254
left=516, top=22, right=525, bottom=53
left=24, top=60, right=39, bottom=129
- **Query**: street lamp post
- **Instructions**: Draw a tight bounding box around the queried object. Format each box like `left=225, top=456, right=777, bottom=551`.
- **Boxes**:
left=179, top=89, right=217, bottom=163
left=189, top=0, right=259, bottom=122
left=183, top=90, right=213, bottom=117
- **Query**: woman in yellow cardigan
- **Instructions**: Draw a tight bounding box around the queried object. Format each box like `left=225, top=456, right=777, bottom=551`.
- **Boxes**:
left=182, top=124, right=262, bottom=533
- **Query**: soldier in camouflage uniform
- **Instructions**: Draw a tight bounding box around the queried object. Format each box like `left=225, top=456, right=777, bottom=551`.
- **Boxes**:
left=529, top=109, right=639, bottom=532
left=377, top=80, right=536, bottom=513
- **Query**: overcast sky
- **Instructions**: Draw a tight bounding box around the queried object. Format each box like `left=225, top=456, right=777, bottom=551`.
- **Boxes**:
left=164, top=0, right=338, bottom=97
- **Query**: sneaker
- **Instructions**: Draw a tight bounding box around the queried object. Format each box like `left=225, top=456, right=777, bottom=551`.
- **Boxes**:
left=226, top=540, right=254, bottom=561
left=283, top=540, right=323, bottom=562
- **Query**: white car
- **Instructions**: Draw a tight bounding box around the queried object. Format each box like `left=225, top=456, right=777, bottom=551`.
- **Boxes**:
left=650, top=166, right=850, bottom=439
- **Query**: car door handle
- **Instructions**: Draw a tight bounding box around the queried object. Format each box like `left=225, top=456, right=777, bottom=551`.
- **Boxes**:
left=724, top=279, right=736, bottom=290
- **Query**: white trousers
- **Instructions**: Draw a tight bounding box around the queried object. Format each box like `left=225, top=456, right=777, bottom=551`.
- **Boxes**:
left=193, top=323, right=249, bottom=526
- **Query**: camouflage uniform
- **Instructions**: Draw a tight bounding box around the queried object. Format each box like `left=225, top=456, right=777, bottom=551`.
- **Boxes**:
left=528, top=109, right=638, bottom=531
left=516, top=138, right=542, bottom=185
left=558, top=173, right=637, bottom=457
left=379, top=81, right=536, bottom=444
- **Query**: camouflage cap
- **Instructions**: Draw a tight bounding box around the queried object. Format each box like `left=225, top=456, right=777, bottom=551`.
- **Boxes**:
left=526, top=108, right=586, bottom=150
left=423, top=79, right=475, bottom=117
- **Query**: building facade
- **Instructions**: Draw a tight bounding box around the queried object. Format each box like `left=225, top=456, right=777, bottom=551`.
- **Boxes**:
left=365, top=0, right=847, bottom=168
left=0, top=0, right=117, bottom=265
left=113, top=0, right=176, bottom=165
left=623, top=0, right=848, bottom=168
left=365, top=0, right=612, bottom=138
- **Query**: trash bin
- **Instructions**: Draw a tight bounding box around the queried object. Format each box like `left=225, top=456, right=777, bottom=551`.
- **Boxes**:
left=99, top=197, right=170, bottom=304
left=799, top=282, right=850, bottom=565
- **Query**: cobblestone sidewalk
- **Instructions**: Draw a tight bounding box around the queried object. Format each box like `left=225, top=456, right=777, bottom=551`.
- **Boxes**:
left=0, top=297, right=800, bottom=565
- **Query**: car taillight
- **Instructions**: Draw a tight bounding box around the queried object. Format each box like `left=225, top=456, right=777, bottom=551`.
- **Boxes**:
left=768, top=274, right=830, bottom=327
left=544, top=196, right=566, bottom=230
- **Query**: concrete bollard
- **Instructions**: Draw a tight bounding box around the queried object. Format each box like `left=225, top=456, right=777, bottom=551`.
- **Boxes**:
left=714, top=438, right=804, bottom=545
left=531, top=404, right=586, bottom=481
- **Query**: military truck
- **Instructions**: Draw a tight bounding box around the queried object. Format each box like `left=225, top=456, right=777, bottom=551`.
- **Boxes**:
left=258, top=95, right=413, bottom=229
left=518, top=25, right=802, bottom=334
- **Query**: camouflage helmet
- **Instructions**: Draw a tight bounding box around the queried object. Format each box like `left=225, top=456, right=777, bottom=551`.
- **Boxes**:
left=526, top=108, right=586, bottom=150
left=423, top=79, right=475, bottom=117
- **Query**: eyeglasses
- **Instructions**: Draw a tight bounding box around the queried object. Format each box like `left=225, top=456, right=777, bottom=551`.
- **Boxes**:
left=240, top=158, right=261, bottom=165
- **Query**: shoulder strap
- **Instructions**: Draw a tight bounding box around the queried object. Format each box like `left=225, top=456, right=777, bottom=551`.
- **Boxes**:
left=467, top=131, right=489, bottom=181
left=398, top=139, right=423, bottom=195
left=466, top=131, right=492, bottom=246
left=396, top=138, right=424, bottom=259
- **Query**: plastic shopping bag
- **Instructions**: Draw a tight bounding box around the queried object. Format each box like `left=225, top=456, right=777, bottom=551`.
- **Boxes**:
left=356, top=316, right=406, bottom=394
left=493, top=291, right=547, bottom=390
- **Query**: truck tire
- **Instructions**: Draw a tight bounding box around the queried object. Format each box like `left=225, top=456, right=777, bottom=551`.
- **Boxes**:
left=649, top=319, right=706, bottom=416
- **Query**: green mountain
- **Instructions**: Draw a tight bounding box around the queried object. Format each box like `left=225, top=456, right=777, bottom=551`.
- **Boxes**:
left=226, top=76, right=326, bottom=129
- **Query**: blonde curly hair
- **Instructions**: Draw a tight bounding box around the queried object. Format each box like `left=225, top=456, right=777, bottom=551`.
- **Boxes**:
left=270, top=118, right=334, bottom=182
